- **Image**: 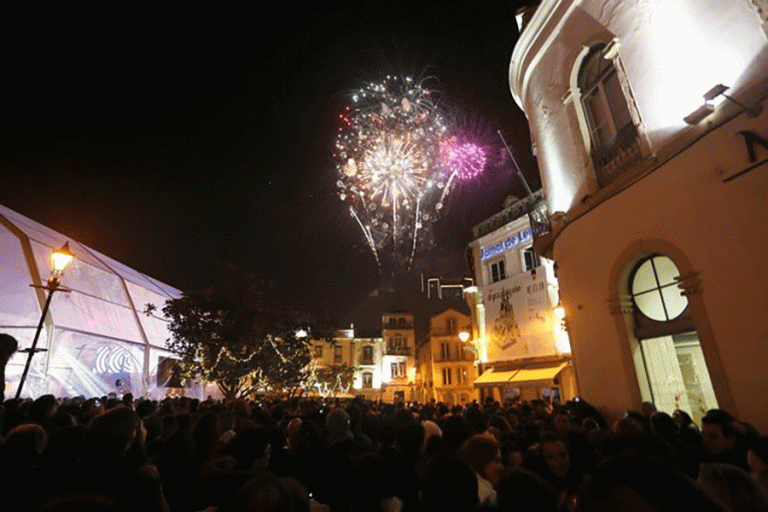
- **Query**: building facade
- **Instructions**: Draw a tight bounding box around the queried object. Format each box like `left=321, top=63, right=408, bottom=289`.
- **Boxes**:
left=310, top=328, right=384, bottom=400
left=416, top=308, right=478, bottom=405
left=380, top=312, right=417, bottom=403
left=466, top=192, right=576, bottom=403
left=510, top=1, right=768, bottom=426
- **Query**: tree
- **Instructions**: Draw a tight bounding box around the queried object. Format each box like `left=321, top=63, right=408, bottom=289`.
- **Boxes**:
left=310, top=362, right=357, bottom=397
left=146, top=261, right=321, bottom=400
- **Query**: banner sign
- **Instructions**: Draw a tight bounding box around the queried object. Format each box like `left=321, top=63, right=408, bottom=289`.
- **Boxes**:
left=484, top=270, right=558, bottom=362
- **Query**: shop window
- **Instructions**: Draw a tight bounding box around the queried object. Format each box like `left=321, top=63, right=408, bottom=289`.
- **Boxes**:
left=577, top=42, right=642, bottom=186
left=629, top=255, right=717, bottom=424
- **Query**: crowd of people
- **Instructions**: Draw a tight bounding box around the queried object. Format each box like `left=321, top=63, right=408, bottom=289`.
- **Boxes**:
left=1, top=392, right=767, bottom=512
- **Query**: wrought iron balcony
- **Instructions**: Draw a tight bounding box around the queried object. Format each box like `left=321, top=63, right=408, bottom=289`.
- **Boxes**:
left=386, top=346, right=412, bottom=356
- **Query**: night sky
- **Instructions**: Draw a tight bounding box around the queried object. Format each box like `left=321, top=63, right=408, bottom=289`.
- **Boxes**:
left=1, top=3, right=539, bottom=323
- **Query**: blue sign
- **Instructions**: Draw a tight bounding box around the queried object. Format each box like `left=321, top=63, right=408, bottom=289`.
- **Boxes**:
left=481, top=228, right=533, bottom=261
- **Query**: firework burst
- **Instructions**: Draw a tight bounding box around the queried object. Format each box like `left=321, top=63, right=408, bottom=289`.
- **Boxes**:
left=334, top=74, right=450, bottom=276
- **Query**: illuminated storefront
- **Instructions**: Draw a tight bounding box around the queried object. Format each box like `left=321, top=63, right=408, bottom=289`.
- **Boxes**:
left=466, top=193, right=576, bottom=403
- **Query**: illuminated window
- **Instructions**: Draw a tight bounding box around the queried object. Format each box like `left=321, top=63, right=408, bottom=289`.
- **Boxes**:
left=578, top=42, right=641, bottom=185
left=628, top=255, right=717, bottom=425
left=362, top=372, right=373, bottom=388
left=631, top=255, right=687, bottom=323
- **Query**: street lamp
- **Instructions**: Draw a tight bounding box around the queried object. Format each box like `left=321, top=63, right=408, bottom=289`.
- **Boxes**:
left=15, top=242, right=75, bottom=399
left=458, top=331, right=470, bottom=343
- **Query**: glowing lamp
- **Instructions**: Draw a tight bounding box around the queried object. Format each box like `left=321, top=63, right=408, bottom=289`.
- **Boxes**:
left=49, top=242, right=75, bottom=284
left=16, top=241, right=75, bottom=399
left=554, top=304, right=565, bottom=320
left=459, top=331, right=470, bottom=342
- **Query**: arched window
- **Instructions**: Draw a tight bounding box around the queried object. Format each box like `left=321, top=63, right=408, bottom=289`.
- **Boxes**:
left=577, top=42, right=642, bottom=186
left=628, top=255, right=717, bottom=424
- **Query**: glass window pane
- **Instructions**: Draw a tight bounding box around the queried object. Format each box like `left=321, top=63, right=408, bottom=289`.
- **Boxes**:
left=635, top=290, right=667, bottom=321
left=661, top=284, right=688, bottom=319
left=604, top=72, right=633, bottom=130
left=632, top=259, right=657, bottom=294
left=653, top=256, right=680, bottom=286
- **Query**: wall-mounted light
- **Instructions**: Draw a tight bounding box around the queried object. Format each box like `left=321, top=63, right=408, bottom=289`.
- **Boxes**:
left=458, top=331, right=470, bottom=342
left=684, top=84, right=762, bottom=125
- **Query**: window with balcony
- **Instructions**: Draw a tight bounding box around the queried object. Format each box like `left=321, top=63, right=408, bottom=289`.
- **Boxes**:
left=577, top=42, right=642, bottom=186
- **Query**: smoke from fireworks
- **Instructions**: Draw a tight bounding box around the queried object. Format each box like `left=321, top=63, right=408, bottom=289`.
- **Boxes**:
left=334, top=75, right=450, bottom=276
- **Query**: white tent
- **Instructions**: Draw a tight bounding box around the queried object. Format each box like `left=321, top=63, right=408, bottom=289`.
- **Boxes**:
left=1, top=204, right=197, bottom=399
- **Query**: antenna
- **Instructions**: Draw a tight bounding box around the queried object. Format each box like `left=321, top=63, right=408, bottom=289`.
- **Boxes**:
left=498, top=130, right=533, bottom=198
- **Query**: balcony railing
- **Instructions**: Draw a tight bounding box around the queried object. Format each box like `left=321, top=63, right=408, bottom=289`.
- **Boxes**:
left=386, top=346, right=412, bottom=356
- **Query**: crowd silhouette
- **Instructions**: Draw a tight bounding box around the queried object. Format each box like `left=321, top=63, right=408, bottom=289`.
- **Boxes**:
left=1, top=392, right=767, bottom=512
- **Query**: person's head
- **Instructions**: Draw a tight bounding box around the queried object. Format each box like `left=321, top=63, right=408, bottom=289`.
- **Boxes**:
left=577, top=455, right=729, bottom=512
left=701, top=409, right=737, bottom=455
left=460, top=433, right=504, bottom=486
left=0, top=333, right=18, bottom=364
left=748, top=436, right=768, bottom=492
left=82, top=405, right=142, bottom=462
left=553, top=410, right=571, bottom=432
left=496, top=468, right=559, bottom=512
left=697, top=462, right=768, bottom=512
left=420, top=451, right=478, bottom=512
left=540, top=434, right=570, bottom=478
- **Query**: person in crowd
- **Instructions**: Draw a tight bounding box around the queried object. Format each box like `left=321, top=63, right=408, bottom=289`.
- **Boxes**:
left=0, top=333, right=18, bottom=403
left=419, top=450, right=478, bottom=512
left=701, top=408, right=750, bottom=471
left=496, top=468, right=560, bottom=512
left=749, top=436, right=768, bottom=492
left=697, top=461, right=768, bottom=512
left=459, top=433, right=504, bottom=508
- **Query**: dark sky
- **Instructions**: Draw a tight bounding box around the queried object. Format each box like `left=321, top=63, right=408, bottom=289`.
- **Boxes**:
left=1, top=3, right=539, bottom=323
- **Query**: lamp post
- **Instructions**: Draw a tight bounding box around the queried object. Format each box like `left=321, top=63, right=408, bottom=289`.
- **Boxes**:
left=15, top=242, right=75, bottom=399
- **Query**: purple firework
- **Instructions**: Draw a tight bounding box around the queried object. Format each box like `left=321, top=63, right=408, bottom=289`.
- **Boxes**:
left=441, top=138, right=487, bottom=182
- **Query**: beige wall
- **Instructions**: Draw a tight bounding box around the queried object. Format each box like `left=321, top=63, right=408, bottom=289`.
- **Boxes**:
left=555, top=108, right=768, bottom=428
